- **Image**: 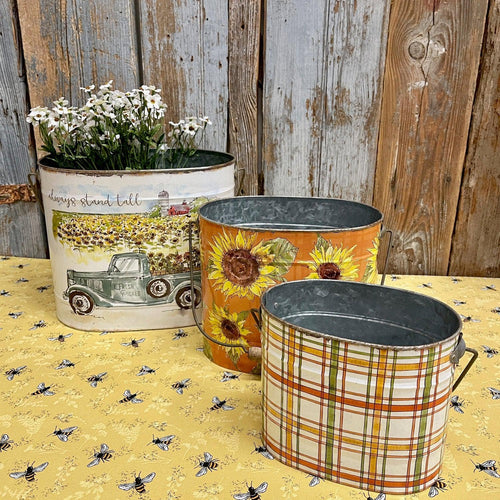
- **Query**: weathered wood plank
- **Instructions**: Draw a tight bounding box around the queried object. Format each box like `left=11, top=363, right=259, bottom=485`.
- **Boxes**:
left=373, top=0, right=488, bottom=275
left=140, top=0, right=228, bottom=152
left=17, top=0, right=139, bottom=110
left=317, top=1, right=390, bottom=203
left=0, top=0, right=46, bottom=257
left=262, top=0, right=390, bottom=202
left=228, top=0, right=261, bottom=195
left=449, top=1, right=500, bottom=278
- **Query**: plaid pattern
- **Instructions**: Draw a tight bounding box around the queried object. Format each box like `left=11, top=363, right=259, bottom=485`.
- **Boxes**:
left=261, top=311, right=459, bottom=495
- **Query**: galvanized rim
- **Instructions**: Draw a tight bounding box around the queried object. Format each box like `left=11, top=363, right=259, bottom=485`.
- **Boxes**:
left=199, top=195, right=383, bottom=232
left=38, top=150, right=235, bottom=175
left=260, top=279, right=462, bottom=351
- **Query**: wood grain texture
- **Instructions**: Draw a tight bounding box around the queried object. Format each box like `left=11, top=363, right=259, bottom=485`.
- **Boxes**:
left=17, top=0, right=139, bottom=110
left=262, top=0, right=390, bottom=202
left=316, top=1, right=390, bottom=202
left=449, top=0, right=500, bottom=277
left=228, top=0, right=261, bottom=195
left=140, top=0, right=228, bottom=152
left=373, top=0, right=489, bottom=275
left=0, top=0, right=46, bottom=257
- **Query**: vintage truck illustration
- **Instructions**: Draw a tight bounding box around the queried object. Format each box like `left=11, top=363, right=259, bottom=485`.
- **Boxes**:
left=64, top=252, right=201, bottom=315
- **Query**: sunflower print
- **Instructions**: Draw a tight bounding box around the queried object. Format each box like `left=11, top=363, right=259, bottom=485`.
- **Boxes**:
left=303, top=235, right=359, bottom=281
left=208, top=304, right=252, bottom=366
left=362, top=237, right=379, bottom=283
left=207, top=229, right=298, bottom=299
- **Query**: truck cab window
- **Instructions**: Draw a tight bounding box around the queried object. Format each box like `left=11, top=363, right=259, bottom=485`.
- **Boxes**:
left=112, top=257, right=140, bottom=273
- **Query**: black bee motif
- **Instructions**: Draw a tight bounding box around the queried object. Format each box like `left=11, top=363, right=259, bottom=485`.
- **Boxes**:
left=99, top=331, right=110, bottom=335
left=121, top=338, right=145, bottom=347
left=137, top=365, right=156, bottom=376
left=50, top=426, right=78, bottom=442
left=450, top=395, right=464, bottom=414
left=492, top=307, right=500, bottom=314
left=87, top=443, right=114, bottom=467
left=419, top=283, right=432, bottom=289
left=365, top=493, right=385, bottom=500
left=483, top=284, right=496, bottom=291
left=221, top=371, right=240, bottom=382
left=15, top=264, right=27, bottom=269
left=487, top=387, right=500, bottom=400
left=118, top=389, right=143, bottom=404
left=233, top=482, right=268, bottom=499
left=482, top=346, right=498, bottom=358
left=5, top=366, right=26, bottom=381
left=118, top=472, right=156, bottom=493
left=196, top=452, right=219, bottom=476
left=172, top=378, right=190, bottom=394
left=1, top=290, right=11, bottom=296
left=173, top=328, right=187, bottom=340
left=471, top=459, right=500, bottom=478
left=48, top=333, right=72, bottom=342
left=390, top=275, right=400, bottom=281
left=460, top=314, right=480, bottom=323
left=148, top=434, right=175, bottom=451
left=307, top=475, right=323, bottom=487
left=31, top=382, right=54, bottom=396
left=453, top=300, right=466, bottom=306
left=428, top=477, right=447, bottom=497
left=451, top=277, right=461, bottom=283
left=87, top=372, right=107, bottom=387
left=8, top=311, right=22, bottom=319
left=16, top=278, right=28, bottom=283
left=210, top=396, right=234, bottom=411
left=0, top=434, right=13, bottom=451
left=55, top=359, right=75, bottom=369
left=37, top=285, right=51, bottom=292
left=30, top=320, right=47, bottom=330
left=9, top=462, right=48, bottom=481
left=252, top=443, right=273, bottom=460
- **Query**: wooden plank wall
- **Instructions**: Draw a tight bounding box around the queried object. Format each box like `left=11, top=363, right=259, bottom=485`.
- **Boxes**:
left=1, top=0, right=498, bottom=277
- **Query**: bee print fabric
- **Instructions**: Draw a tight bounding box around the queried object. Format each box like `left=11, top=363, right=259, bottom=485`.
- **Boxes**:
left=0, top=256, right=499, bottom=499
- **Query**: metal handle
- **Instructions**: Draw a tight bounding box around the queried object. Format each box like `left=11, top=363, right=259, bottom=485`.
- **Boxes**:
left=250, top=308, right=261, bottom=329
left=188, top=221, right=249, bottom=353
left=27, top=170, right=44, bottom=214
left=450, top=333, right=478, bottom=391
left=235, top=167, right=245, bottom=196
left=379, top=228, right=393, bottom=285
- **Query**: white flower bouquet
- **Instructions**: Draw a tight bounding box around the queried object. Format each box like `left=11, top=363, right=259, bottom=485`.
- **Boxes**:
left=27, top=81, right=211, bottom=170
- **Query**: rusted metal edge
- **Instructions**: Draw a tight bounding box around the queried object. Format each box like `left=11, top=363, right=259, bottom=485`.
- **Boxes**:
left=0, top=184, right=37, bottom=205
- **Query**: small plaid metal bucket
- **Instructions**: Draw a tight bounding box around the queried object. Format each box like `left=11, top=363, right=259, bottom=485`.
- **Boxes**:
left=258, top=280, right=477, bottom=495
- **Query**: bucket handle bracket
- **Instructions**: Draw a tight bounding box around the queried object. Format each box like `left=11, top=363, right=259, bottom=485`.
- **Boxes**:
left=451, top=333, right=478, bottom=391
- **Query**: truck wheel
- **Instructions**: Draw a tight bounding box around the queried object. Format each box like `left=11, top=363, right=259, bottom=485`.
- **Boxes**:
left=175, top=285, right=201, bottom=309
left=146, top=278, right=170, bottom=298
left=69, top=291, right=94, bottom=315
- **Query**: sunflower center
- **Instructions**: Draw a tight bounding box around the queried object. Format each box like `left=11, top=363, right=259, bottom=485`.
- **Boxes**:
left=220, top=319, right=241, bottom=340
left=317, top=262, right=341, bottom=279
left=222, top=249, right=260, bottom=286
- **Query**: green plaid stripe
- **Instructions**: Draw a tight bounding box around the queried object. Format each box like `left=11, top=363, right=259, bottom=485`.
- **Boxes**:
left=261, top=312, right=457, bottom=494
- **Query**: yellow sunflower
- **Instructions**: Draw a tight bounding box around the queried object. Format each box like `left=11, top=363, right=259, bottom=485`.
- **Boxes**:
left=304, top=236, right=359, bottom=281
left=363, top=237, right=379, bottom=283
left=208, top=304, right=252, bottom=362
left=208, top=230, right=296, bottom=299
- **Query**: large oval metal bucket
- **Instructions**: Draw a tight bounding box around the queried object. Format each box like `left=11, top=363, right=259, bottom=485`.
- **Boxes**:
left=259, top=279, right=472, bottom=495
left=198, top=196, right=383, bottom=373
left=39, top=151, right=234, bottom=331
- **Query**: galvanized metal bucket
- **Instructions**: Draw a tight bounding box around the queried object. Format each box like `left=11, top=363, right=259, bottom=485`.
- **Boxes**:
left=258, top=279, right=477, bottom=495
left=197, top=196, right=387, bottom=373
left=37, top=151, right=234, bottom=331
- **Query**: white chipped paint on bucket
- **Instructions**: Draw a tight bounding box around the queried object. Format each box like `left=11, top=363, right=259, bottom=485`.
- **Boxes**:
left=39, top=153, right=234, bottom=331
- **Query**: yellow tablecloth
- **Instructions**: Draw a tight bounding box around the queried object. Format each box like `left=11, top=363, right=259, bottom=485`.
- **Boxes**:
left=0, top=256, right=499, bottom=499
